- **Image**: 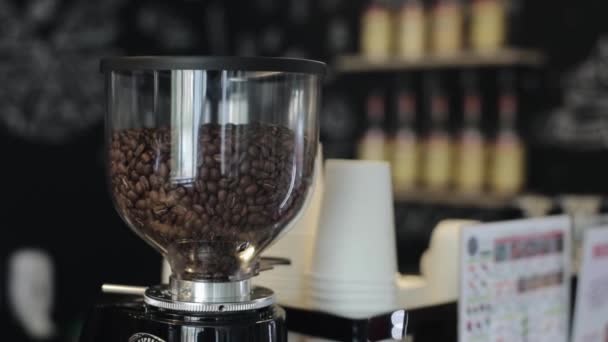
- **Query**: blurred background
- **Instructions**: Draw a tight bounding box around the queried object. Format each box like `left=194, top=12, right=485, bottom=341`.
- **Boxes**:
left=2, top=0, right=608, bottom=340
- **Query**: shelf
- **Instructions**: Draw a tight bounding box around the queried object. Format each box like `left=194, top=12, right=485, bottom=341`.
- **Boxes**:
left=394, top=190, right=517, bottom=209
left=335, top=48, right=545, bottom=73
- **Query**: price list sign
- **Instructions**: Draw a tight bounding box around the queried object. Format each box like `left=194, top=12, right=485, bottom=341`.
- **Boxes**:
left=572, top=227, right=608, bottom=342
left=459, top=216, right=571, bottom=342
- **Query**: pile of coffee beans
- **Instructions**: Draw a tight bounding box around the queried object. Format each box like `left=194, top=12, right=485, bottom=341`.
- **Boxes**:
left=108, top=123, right=313, bottom=279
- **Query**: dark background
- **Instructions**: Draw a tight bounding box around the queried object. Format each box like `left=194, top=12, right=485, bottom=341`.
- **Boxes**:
left=2, top=0, right=608, bottom=341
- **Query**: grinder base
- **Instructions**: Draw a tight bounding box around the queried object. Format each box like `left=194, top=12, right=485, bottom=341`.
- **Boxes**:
left=79, top=297, right=286, bottom=342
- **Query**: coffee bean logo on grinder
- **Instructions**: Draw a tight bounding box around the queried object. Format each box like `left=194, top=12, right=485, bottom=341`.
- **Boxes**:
left=129, top=333, right=166, bottom=342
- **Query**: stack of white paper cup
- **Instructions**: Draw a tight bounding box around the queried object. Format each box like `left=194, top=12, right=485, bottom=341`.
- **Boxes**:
left=308, top=159, right=398, bottom=318
left=253, top=146, right=324, bottom=307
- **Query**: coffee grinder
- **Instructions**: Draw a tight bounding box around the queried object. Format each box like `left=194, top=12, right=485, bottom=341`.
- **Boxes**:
left=80, top=57, right=325, bottom=342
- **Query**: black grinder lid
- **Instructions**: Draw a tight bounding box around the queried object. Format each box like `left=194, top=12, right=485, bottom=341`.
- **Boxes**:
left=100, top=56, right=327, bottom=75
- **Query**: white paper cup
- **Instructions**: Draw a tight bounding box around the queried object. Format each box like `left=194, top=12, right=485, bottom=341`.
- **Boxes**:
left=309, top=298, right=395, bottom=318
left=310, top=291, right=396, bottom=300
left=310, top=284, right=397, bottom=299
left=312, top=160, right=398, bottom=283
left=310, top=297, right=396, bottom=309
left=309, top=281, right=396, bottom=293
left=310, top=292, right=397, bottom=303
left=309, top=272, right=395, bottom=285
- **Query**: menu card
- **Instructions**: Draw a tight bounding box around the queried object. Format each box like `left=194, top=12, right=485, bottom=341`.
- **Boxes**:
left=459, top=216, right=571, bottom=342
left=572, top=227, right=608, bottom=342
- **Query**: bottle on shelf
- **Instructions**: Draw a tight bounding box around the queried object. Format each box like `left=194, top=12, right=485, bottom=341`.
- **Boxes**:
left=422, top=76, right=452, bottom=190
left=489, top=72, right=525, bottom=195
left=358, top=92, right=388, bottom=161
left=455, top=72, right=485, bottom=194
left=361, top=0, right=392, bottom=60
left=470, top=0, right=507, bottom=54
left=430, top=0, right=463, bottom=57
left=396, top=0, right=426, bottom=60
left=391, top=85, right=419, bottom=192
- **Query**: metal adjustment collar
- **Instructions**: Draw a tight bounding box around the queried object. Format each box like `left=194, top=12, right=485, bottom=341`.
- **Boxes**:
left=169, top=277, right=251, bottom=302
left=143, top=277, right=275, bottom=313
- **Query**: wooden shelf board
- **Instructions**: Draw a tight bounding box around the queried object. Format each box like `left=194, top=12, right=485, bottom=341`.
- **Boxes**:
left=335, top=48, right=545, bottom=73
left=394, top=190, right=517, bottom=209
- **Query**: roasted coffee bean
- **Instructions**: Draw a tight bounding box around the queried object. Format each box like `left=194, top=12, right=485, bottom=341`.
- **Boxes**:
left=152, top=204, right=169, bottom=216
left=116, top=163, right=127, bottom=174
left=127, top=190, right=138, bottom=201
left=149, top=175, right=162, bottom=189
left=256, top=171, right=271, bottom=179
left=135, top=161, right=144, bottom=174
left=135, top=182, right=144, bottom=195
left=207, top=195, right=218, bottom=208
left=159, top=163, right=169, bottom=179
left=210, top=168, right=220, bottom=181
left=194, top=180, right=205, bottom=192
left=143, top=164, right=153, bottom=175
left=117, top=194, right=133, bottom=208
left=248, top=146, right=259, bottom=157
left=175, top=187, right=186, bottom=198
left=218, top=190, right=227, bottom=202
left=248, top=213, right=266, bottom=225
left=180, top=196, right=192, bottom=207
left=206, top=143, right=219, bottom=154
left=239, top=176, right=252, bottom=187
left=130, top=171, right=140, bottom=181
left=200, top=167, right=210, bottom=180
left=261, top=146, right=270, bottom=158
left=135, top=144, right=145, bottom=157
left=135, top=200, right=147, bottom=210
left=261, top=181, right=276, bottom=191
left=255, top=196, right=267, bottom=205
left=245, top=184, right=258, bottom=195
left=207, top=182, right=218, bottom=193
left=227, top=193, right=236, bottom=208
left=171, top=205, right=188, bottom=216
left=150, top=221, right=170, bottom=234
left=184, top=210, right=195, bottom=221
left=139, top=176, right=150, bottom=190
left=108, top=123, right=313, bottom=278
left=249, top=205, right=263, bottom=213
left=218, top=178, right=229, bottom=189
left=264, top=161, right=276, bottom=173
left=239, top=161, right=250, bottom=174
